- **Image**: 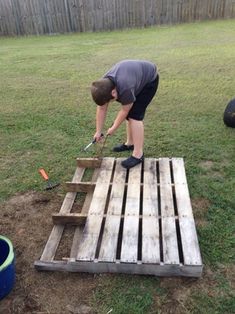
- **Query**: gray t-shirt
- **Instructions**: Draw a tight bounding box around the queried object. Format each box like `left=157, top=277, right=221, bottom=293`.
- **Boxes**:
left=104, top=60, right=157, bottom=105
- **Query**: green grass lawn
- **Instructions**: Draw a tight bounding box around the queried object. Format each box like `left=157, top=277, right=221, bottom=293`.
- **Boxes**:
left=0, top=19, right=235, bottom=313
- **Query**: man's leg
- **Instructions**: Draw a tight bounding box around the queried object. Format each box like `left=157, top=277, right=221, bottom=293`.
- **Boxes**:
left=129, top=118, right=144, bottom=158
left=113, top=120, right=134, bottom=152
left=121, top=119, right=144, bottom=169
left=125, top=120, right=134, bottom=146
left=121, top=76, right=159, bottom=168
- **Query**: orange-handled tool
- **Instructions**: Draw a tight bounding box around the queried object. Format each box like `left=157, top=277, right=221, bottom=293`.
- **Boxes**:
left=38, top=168, right=60, bottom=190
left=39, top=168, right=49, bottom=180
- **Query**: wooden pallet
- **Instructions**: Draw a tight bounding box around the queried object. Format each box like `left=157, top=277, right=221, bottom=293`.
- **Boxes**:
left=34, top=157, right=203, bottom=277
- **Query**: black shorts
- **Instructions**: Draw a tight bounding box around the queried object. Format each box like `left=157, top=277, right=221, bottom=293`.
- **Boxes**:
left=127, top=74, right=159, bottom=121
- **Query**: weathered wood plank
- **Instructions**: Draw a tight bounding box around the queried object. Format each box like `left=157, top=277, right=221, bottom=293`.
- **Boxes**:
left=178, top=217, right=202, bottom=266
left=77, top=158, right=102, bottom=169
left=52, top=213, right=87, bottom=225
left=171, top=158, right=193, bottom=218
left=99, top=158, right=126, bottom=262
left=65, top=181, right=95, bottom=193
left=40, top=166, right=84, bottom=261
left=159, top=158, right=179, bottom=265
left=142, top=158, right=160, bottom=264
left=171, top=158, right=202, bottom=266
left=76, top=158, right=115, bottom=261
left=120, top=163, right=141, bottom=263
left=39, top=225, right=64, bottom=262
left=34, top=260, right=203, bottom=277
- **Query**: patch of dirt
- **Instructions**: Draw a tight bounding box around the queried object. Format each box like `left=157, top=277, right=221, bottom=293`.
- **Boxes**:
left=191, top=197, right=211, bottom=227
left=199, top=160, right=226, bottom=182
left=216, top=264, right=235, bottom=291
left=199, top=160, right=214, bottom=170
left=156, top=263, right=235, bottom=313
left=0, top=191, right=97, bottom=314
left=0, top=191, right=232, bottom=314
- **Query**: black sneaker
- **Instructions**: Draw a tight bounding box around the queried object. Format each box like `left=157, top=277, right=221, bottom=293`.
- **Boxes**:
left=113, top=143, right=134, bottom=152
left=121, top=155, right=144, bottom=169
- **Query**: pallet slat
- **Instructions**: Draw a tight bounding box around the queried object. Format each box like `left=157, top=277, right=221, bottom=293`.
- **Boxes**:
left=77, top=157, right=102, bottom=168
left=99, top=159, right=126, bottom=262
left=35, top=259, right=203, bottom=277
left=178, top=217, right=202, bottom=266
left=76, top=158, right=115, bottom=261
left=159, top=158, right=179, bottom=264
left=52, top=213, right=87, bottom=225
left=65, top=182, right=95, bottom=193
left=142, top=158, right=160, bottom=264
left=171, top=158, right=193, bottom=218
left=172, top=158, right=202, bottom=265
left=120, top=163, right=141, bottom=263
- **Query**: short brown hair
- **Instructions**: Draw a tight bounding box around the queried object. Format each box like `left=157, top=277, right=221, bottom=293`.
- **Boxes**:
left=91, top=78, right=115, bottom=106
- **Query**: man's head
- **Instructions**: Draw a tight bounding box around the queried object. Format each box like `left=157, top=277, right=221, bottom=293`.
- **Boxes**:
left=91, top=78, right=117, bottom=106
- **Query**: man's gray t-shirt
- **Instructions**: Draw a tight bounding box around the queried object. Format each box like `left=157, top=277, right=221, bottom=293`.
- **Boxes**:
left=104, top=60, right=157, bottom=105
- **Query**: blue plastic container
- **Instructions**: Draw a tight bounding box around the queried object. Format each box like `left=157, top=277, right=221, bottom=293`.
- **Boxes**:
left=0, top=235, right=15, bottom=300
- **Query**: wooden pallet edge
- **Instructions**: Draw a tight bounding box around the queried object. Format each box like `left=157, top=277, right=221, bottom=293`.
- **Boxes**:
left=65, top=181, right=96, bottom=193
left=34, top=260, right=203, bottom=277
left=52, top=213, right=87, bottom=225
left=39, top=166, right=85, bottom=261
left=77, top=158, right=102, bottom=168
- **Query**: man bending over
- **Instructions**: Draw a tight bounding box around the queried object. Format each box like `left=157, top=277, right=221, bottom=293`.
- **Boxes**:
left=91, top=59, right=159, bottom=169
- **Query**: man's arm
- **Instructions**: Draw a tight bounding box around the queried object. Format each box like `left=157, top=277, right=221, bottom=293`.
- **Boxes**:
left=107, top=103, right=133, bottom=135
left=94, top=103, right=108, bottom=141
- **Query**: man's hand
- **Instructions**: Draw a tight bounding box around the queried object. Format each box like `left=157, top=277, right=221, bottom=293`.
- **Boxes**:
left=107, top=104, right=133, bottom=136
left=93, top=132, right=104, bottom=142
left=107, top=125, right=115, bottom=136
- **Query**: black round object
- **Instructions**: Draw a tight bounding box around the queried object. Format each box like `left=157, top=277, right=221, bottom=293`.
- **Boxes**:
left=223, top=98, right=235, bottom=128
